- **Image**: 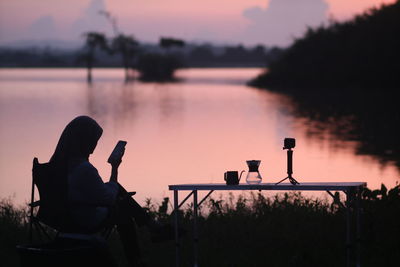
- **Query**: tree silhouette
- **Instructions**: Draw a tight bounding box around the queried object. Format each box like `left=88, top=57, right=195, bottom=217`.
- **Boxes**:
left=82, top=32, right=109, bottom=83
left=111, top=34, right=139, bottom=81
left=159, top=37, right=185, bottom=49
left=251, top=0, right=400, bottom=90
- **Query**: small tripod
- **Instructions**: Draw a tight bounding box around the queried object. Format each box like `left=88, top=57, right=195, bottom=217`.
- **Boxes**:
left=275, top=138, right=300, bottom=185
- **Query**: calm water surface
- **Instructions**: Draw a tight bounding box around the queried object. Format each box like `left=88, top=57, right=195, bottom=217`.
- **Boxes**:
left=0, top=68, right=398, bottom=206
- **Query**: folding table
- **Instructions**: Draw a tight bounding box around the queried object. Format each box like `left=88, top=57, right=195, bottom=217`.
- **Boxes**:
left=169, top=182, right=366, bottom=267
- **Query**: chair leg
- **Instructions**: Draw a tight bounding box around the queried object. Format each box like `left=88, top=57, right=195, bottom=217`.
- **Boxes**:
left=116, top=217, right=142, bottom=267
left=102, top=225, right=115, bottom=239
left=32, top=219, right=53, bottom=242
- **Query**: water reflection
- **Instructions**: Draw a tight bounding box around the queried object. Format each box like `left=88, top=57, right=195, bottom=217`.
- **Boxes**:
left=86, top=82, right=140, bottom=129
left=0, top=68, right=398, bottom=207
left=282, top=89, right=400, bottom=168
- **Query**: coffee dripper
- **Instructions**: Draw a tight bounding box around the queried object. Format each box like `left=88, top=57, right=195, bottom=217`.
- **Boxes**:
left=245, top=160, right=262, bottom=184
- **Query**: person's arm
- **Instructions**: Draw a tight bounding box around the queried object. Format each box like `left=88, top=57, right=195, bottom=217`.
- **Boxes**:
left=69, top=162, right=119, bottom=206
left=109, top=164, right=119, bottom=183
left=109, top=146, right=124, bottom=183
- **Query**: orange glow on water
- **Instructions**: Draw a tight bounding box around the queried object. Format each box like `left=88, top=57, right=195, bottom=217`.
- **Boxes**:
left=0, top=68, right=398, bottom=206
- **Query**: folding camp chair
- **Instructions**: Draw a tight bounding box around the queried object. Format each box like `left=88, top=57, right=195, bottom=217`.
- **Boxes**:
left=28, top=157, right=70, bottom=242
left=28, top=157, right=136, bottom=241
left=19, top=158, right=122, bottom=267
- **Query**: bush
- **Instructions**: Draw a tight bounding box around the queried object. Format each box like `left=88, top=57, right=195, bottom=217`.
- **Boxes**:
left=0, top=198, right=29, bottom=267
left=136, top=53, right=182, bottom=81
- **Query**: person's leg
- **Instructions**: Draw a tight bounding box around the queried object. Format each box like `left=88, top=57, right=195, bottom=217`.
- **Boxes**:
left=117, top=184, right=152, bottom=227
left=114, top=203, right=143, bottom=267
left=116, top=183, right=179, bottom=243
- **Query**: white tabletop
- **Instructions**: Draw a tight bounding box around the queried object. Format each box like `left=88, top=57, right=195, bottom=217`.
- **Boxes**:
left=169, top=182, right=367, bottom=191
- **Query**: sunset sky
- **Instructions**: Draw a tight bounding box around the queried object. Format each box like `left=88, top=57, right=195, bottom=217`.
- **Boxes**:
left=0, top=0, right=395, bottom=46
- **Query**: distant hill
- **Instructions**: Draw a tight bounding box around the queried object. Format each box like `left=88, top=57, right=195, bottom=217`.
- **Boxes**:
left=0, top=41, right=282, bottom=68
left=250, top=0, right=400, bottom=91
left=0, top=39, right=82, bottom=50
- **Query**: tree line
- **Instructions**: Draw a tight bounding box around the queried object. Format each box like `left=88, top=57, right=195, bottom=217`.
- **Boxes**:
left=250, top=0, right=400, bottom=91
left=0, top=35, right=279, bottom=82
left=249, top=0, right=400, bottom=168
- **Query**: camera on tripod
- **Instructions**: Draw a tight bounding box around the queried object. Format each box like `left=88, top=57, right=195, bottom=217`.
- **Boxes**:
left=276, top=137, right=300, bottom=185
left=283, top=138, right=295, bottom=150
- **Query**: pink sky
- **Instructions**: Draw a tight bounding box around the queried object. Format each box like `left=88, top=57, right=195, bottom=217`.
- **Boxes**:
left=0, top=0, right=396, bottom=46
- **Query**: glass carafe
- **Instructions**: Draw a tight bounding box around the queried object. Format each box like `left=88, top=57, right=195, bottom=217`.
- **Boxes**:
left=246, top=160, right=262, bottom=184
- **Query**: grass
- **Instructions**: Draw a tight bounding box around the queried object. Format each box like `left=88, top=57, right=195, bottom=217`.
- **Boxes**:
left=0, top=198, right=30, bottom=267
left=1, top=185, right=400, bottom=266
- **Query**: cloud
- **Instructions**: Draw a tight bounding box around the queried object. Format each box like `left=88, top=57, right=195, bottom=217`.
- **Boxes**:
left=69, top=0, right=111, bottom=38
left=27, top=15, right=57, bottom=40
left=242, top=0, right=329, bottom=46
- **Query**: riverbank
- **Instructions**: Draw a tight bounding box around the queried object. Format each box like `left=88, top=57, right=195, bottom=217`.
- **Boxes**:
left=250, top=1, right=400, bottom=90
left=249, top=1, right=400, bottom=168
left=2, top=185, right=399, bottom=266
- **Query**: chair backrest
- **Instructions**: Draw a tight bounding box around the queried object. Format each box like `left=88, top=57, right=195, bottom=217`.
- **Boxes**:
left=33, top=158, right=71, bottom=232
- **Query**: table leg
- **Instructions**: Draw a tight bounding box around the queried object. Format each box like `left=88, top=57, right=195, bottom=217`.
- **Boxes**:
left=174, top=190, right=179, bottom=267
left=346, top=188, right=357, bottom=267
left=356, top=187, right=362, bottom=267
left=193, top=190, right=199, bottom=267
left=346, top=190, right=351, bottom=267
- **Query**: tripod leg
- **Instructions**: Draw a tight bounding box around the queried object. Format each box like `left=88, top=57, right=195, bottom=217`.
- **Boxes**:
left=275, top=177, right=289, bottom=185
left=289, top=177, right=300, bottom=185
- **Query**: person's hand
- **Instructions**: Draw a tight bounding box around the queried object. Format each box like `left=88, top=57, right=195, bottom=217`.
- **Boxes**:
left=109, top=147, right=125, bottom=169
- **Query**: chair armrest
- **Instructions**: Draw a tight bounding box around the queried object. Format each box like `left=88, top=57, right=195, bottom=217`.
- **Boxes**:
left=29, top=200, right=41, bottom=207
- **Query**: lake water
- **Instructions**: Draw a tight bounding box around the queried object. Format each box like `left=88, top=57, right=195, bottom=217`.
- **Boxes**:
left=0, top=68, right=398, bottom=206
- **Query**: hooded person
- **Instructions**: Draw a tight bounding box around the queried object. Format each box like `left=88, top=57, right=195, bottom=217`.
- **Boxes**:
left=49, top=115, right=118, bottom=232
left=49, top=115, right=159, bottom=266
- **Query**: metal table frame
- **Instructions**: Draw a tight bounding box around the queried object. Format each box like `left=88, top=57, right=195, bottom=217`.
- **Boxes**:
left=169, top=182, right=366, bottom=267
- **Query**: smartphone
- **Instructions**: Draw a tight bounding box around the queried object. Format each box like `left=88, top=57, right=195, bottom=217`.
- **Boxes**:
left=107, top=140, right=127, bottom=163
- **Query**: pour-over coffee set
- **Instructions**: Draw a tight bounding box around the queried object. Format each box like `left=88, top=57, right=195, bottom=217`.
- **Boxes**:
left=224, top=138, right=300, bottom=186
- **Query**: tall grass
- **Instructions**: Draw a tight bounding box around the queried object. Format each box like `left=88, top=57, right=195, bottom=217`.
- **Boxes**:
left=0, top=198, right=29, bottom=267
left=1, top=185, right=399, bottom=266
